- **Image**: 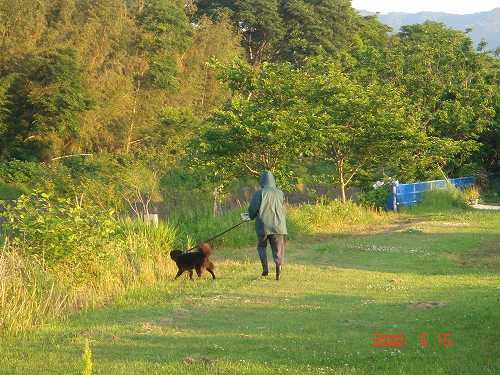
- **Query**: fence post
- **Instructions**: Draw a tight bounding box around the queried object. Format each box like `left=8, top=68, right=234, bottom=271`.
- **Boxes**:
left=392, top=183, right=398, bottom=212
left=144, top=213, right=159, bottom=226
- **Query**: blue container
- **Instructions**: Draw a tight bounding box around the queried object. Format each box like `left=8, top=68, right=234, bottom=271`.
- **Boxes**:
left=385, top=176, right=475, bottom=211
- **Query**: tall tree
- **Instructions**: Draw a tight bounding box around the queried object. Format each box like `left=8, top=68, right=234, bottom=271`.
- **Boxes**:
left=170, top=15, right=243, bottom=114
left=0, top=0, right=48, bottom=64
left=302, top=58, right=422, bottom=201
left=194, top=0, right=284, bottom=65
left=195, top=0, right=389, bottom=65
left=386, top=22, right=497, bottom=176
left=136, top=0, right=192, bottom=90
left=1, top=49, right=92, bottom=161
left=197, top=60, right=313, bottom=179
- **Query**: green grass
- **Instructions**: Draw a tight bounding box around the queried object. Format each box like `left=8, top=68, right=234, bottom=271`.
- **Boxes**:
left=0, top=208, right=498, bottom=374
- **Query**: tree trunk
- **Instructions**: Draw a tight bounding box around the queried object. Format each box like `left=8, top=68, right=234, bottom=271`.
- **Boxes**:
left=125, top=79, right=141, bottom=153
left=338, top=160, right=347, bottom=203
left=213, top=186, right=220, bottom=217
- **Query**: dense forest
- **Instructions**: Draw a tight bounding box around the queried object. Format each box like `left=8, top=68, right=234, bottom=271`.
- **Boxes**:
left=0, top=0, right=498, bottom=211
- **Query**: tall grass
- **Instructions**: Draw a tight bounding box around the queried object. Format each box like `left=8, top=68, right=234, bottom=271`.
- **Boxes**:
left=170, top=199, right=391, bottom=248
left=288, top=199, right=391, bottom=235
left=0, top=243, right=68, bottom=333
left=404, top=186, right=468, bottom=214
left=0, top=221, right=177, bottom=335
left=168, top=205, right=255, bottom=249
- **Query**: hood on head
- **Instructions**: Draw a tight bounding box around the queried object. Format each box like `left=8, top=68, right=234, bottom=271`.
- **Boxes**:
left=259, top=171, right=276, bottom=188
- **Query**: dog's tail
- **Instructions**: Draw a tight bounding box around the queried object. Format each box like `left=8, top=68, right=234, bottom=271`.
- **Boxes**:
left=170, top=250, right=183, bottom=261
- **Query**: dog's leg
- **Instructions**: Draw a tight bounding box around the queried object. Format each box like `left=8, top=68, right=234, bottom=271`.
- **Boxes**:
left=195, top=267, right=202, bottom=278
left=207, top=261, right=216, bottom=280
left=189, top=270, right=194, bottom=280
left=207, top=269, right=216, bottom=280
left=174, top=269, right=184, bottom=280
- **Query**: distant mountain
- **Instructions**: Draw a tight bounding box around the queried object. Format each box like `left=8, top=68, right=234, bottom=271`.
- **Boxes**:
left=358, top=7, right=500, bottom=49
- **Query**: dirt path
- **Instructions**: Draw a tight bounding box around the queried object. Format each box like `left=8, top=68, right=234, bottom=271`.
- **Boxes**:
left=472, top=203, right=500, bottom=210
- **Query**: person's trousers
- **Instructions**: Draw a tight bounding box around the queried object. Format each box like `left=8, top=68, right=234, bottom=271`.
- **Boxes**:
left=257, top=234, right=285, bottom=272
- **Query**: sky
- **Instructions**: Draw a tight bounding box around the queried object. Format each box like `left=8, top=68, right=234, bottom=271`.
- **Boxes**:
left=351, top=0, right=500, bottom=14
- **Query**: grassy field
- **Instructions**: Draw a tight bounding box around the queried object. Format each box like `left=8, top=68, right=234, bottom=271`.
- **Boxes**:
left=0, top=208, right=499, bottom=374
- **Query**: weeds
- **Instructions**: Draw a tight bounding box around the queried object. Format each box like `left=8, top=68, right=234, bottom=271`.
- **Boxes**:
left=82, top=338, right=93, bottom=375
left=404, top=186, right=469, bottom=214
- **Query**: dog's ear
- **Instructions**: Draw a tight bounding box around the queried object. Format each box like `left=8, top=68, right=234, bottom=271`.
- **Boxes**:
left=199, top=242, right=211, bottom=255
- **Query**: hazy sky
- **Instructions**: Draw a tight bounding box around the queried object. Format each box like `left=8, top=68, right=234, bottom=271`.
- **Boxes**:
left=351, top=0, right=500, bottom=14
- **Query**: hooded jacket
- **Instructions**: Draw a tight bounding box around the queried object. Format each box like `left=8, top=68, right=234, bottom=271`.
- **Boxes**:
left=248, top=171, right=287, bottom=236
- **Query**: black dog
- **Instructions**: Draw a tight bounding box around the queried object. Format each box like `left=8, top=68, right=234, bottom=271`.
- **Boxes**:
left=170, top=243, right=215, bottom=280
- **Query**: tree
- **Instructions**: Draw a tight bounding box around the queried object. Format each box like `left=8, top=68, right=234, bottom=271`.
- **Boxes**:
left=0, top=0, right=48, bottom=65
left=195, top=0, right=389, bottom=66
left=278, top=0, right=388, bottom=65
left=171, top=15, right=243, bottom=115
left=197, top=60, right=313, bottom=181
left=194, top=0, right=284, bottom=65
left=302, top=58, right=422, bottom=202
left=136, top=0, right=192, bottom=90
left=386, top=22, right=497, bottom=177
left=1, top=49, right=92, bottom=161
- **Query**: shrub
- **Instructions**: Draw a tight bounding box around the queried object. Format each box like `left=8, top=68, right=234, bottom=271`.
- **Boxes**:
left=462, top=186, right=480, bottom=205
left=357, top=188, right=389, bottom=209
left=0, top=177, right=26, bottom=200
left=0, top=192, right=118, bottom=282
left=0, top=160, right=74, bottom=194
left=0, top=194, right=178, bottom=334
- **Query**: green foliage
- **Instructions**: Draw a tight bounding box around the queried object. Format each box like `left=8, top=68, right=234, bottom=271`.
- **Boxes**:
left=1, top=49, right=92, bottom=160
left=195, top=0, right=389, bottom=65
left=278, top=0, right=389, bottom=65
left=137, top=0, right=192, bottom=90
left=357, top=188, right=389, bottom=209
left=198, top=61, right=315, bottom=183
left=0, top=192, right=118, bottom=273
left=386, top=22, right=497, bottom=177
left=195, top=0, right=284, bottom=64
left=0, top=160, right=75, bottom=196
left=0, top=203, right=177, bottom=334
left=0, top=178, right=26, bottom=200
left=302, top=57, right=422, bottom=201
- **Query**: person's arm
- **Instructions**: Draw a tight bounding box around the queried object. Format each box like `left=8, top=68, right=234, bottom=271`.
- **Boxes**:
left=248, top=191, right=262, bottom=220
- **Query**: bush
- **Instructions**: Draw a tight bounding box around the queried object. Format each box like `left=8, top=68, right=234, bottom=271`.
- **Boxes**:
left=0, top=160, right=74, bottom=194
left=357, top=188, right=389, bottom=209
left=0, top=191, right=179, bottom=334
left=0, top=177, right=26, bottom=200
left=0, top=192, right=118, bottom=274
left=462, top=186, right=480, bottom=205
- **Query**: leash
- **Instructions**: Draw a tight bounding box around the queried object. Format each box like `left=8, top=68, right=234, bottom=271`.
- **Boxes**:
left=185, top=220, right=247, bottom=252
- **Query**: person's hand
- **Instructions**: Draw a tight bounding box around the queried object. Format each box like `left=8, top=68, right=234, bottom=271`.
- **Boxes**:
left=240, top=212, right=251, bottom=221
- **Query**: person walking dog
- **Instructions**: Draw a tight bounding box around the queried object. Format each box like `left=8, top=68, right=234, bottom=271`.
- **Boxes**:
left=241, top=171, right=287, bottom=280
